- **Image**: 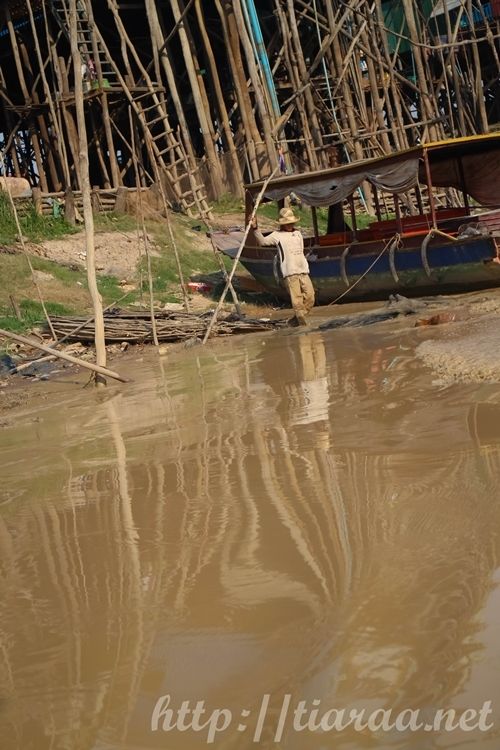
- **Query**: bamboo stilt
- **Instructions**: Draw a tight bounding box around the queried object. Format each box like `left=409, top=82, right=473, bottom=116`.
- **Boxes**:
left=0, top=0, right=498, bottom=220
left=69, top=0, right=107, bottom=386
left=129, top=108, right=159, bottom=348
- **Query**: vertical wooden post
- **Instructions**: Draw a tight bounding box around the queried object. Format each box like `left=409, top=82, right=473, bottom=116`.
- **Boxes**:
left=441, top=0, right=467, bottom=136
left=84, top=0, right=121, bottom=187
left=372, top=187, right=382, bottom=222
left=415, top=184, right=425, bottom=216
left=26, top=0, right=71, bottom=189
left=194, top=0, right=243, bottom=193
left=69, top=0, right=107, bottom=386
left=232, top=0, right=278, bottom=172
left=5, top=8, right=31, bottom=103
left=394, top=194, right=403, bottom=234
left=169, top=0, right=225, bottom=197
left=349, top=196, right=358, bottom=240
left=423, top=150, right=437, bottom=229
left=311, top=206, right=319, bottom=243
left=32, top=187, right=43, bottom=216
left=130, top=109, right=159, bottom=348
left=65, top=187, right=76, bottom=225
left=466, top=0, right=489, bottom=132
left=458, top=158, right=471, bottom=213
left=215, top=0, right=261, bottom=180
left=401, top=0, right=439, bottom=141
left=245, top=190, right=254, bottom=225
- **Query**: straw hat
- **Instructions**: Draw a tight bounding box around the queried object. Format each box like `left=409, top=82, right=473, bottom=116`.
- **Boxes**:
left=278, top=207, right=299, bottom=226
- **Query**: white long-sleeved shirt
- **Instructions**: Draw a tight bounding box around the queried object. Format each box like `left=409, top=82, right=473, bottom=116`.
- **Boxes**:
left=254, top=229, right=309, bottom=278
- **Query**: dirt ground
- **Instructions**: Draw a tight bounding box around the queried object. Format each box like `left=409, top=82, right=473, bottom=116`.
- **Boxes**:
left=29, top=230, right=160, bottom=280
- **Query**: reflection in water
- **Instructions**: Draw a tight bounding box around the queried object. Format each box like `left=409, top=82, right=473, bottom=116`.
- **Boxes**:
left=0, top=324, right=500, bottom=749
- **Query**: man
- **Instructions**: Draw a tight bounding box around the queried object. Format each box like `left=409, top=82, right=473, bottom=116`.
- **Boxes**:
left=252, top=207, right=315, bottom=325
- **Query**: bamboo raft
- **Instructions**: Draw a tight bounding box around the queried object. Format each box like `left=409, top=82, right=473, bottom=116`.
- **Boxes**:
left=45, top=310, right=287, bottom=344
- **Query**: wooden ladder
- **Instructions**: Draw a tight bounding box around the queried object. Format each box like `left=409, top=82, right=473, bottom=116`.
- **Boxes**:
left=50, top=0, right=212, bottom=219
left=132, top=90, right=210, bottom=216
left=51, top=0, right=117, bottom=87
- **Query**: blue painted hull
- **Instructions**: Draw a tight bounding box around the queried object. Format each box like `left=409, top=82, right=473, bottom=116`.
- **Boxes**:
left=234, top=236, right=500, bottom=303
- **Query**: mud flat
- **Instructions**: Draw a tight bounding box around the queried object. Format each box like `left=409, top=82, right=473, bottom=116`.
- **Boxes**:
left=417, top=316, right=500, bottom=384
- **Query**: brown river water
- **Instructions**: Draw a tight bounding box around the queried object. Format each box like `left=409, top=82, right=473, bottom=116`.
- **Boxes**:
left=1, top=312, right=500, bottom=750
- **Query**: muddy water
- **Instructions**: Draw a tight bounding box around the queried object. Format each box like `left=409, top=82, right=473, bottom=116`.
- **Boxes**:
left=1, top=318, right=500, bottom=750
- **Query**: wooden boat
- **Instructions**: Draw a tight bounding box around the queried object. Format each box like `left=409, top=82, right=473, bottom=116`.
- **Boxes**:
left=212, top=134, right=500, bottom=303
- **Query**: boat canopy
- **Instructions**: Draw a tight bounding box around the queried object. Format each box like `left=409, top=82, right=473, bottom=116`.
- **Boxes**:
left=245, top=134, right=500, bottom=208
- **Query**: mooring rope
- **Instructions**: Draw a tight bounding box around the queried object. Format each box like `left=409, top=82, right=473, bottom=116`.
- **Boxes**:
left=328, top=233, right=401, bottom=306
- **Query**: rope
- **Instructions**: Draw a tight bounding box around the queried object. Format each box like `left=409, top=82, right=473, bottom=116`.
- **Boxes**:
left=328, top=234, right=400, bottom=306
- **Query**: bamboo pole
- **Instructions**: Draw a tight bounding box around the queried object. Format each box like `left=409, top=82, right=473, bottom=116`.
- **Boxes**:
left=26, top=0, right=71, bottom=188
left=466, top=0, right=489, bottom=132
left=84, top=0, right=122, bottom=187
left=0, top=329, right=128, bottom=383
left=169, top=0, right=225, bottom=198
left=401, top=0, right=439, bottom=141
left=143, top=0, right=204, bottom=200
left=232, top=0, right=278, bottom=171
left=202, top=167, right=278, bottom=345
left=0, top=153, right=57, bottom=339
left=69, top=0, right=107, bottom=386
left=102, top=0, right=210, bottom=217
left=285, top=0, right=323, bottom=161
left=194, top=0, right=243, bottom=193
left=215, top=0, right=261, bottom=180
left=129, top=109, right=159, bottom=348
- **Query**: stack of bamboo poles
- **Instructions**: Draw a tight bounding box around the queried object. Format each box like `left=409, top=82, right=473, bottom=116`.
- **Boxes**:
left=44, top=310, right=288, bottom=344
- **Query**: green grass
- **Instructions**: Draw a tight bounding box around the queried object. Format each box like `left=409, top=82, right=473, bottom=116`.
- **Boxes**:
left=0, top=193, right=77, bottom=245
left=211, top=193, right=329, bottom=232
left=256, top=202, right=329, bottom=232
left=0, top=299, right=74, bottom=333
left=93, top=212, right=140, bottom=233
left=0, top=253, right=87, bottom=305
left=96, top=273, right=126, bottom=303
left=211, top=193, right=244, bottom=215
left=144, top=217, right=224, bottom=301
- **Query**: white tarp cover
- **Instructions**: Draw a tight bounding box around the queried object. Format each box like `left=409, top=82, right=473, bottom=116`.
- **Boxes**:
left=263, top=158, right=420, bottom=206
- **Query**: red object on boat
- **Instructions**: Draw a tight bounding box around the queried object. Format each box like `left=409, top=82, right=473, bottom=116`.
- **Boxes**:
left=187, top=281, right=213, bottom=294
left=492, top=0, right=500, bottom=18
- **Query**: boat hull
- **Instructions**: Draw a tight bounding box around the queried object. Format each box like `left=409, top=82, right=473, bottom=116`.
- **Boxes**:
left=230, top=236, right=500, bottom=303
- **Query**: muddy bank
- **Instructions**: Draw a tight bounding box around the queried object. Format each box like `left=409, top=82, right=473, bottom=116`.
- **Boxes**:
left=408, top=290, right=500, bottom=384
left=417, top=317, right=500, bottom=384
left=3, top=287, right=500, bottom=417
left=29, top=229, right=159, bottom=279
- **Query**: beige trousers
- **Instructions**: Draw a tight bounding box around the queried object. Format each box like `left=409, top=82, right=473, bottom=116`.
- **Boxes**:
left=284, top=273, right=315, bottom=318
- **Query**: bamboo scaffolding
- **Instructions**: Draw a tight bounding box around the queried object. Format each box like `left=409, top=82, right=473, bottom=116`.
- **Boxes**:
left=0, top=0, right=498, bottom=213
